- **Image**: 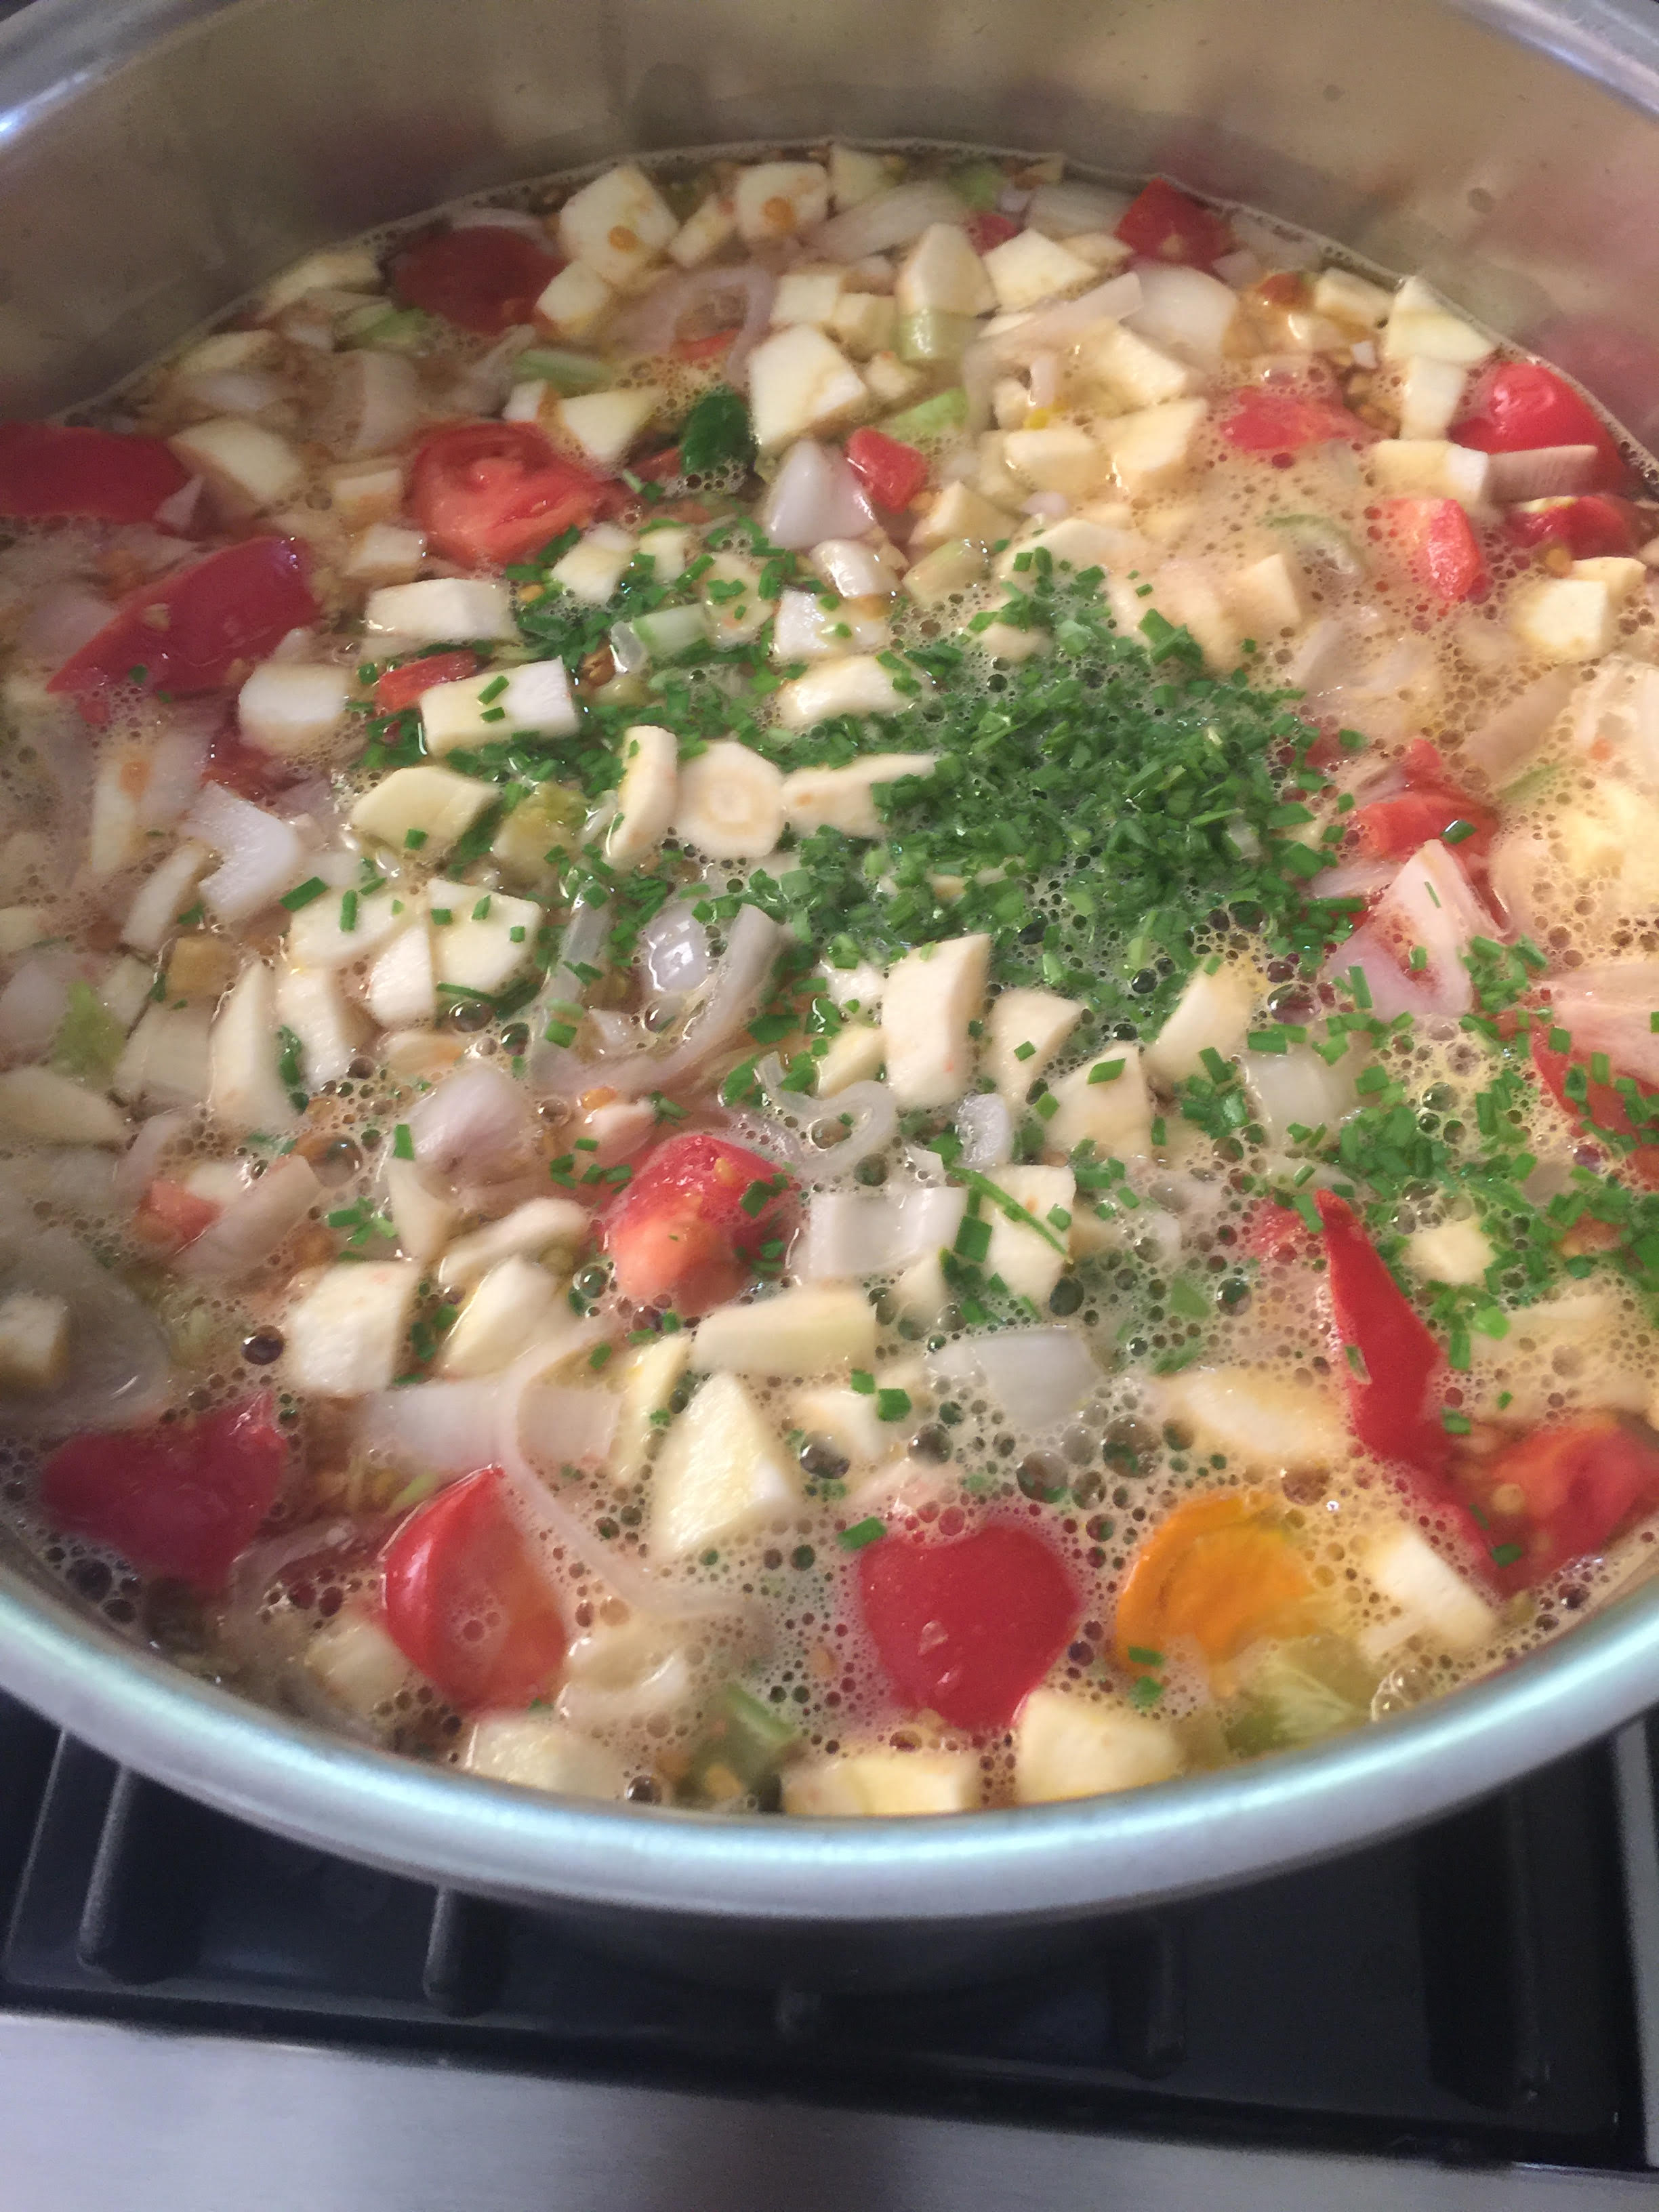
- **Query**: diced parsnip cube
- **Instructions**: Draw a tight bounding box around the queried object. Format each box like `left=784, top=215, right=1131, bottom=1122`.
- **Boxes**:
left=792, top=1382, right=889, bottom=1466
left=437, top=1197, right=590, bottom=1290
left=1381, top=274, right=1495, bottom=367
left=285, top=1261, right=420, bottom=1396
left=112, top=1005, right=211, bottom=1110
left=863, top=350, right=925, bottom=407
left=87, top=748, right=145, bottom=880
left=436, top=1255, right=558, bottom=1378
left=1003, top=424, right=1103, bottom=497
left=209, top=961, right=296, bottom=1134
left=420, top=659, right=579, bottom=753
left=972, top=611, right=1052, bottom=661
left=1099, top=398, right=1208, bottom=496
left=830, top=144, right=889, bottom=211
left=991, top=513, right=1122, bottom=583
left=350, top=765, right=494, bottom=857
left=897, top=224, right=996, bottom=322
left=1398, top=356, right=1467, bottom=441
left=692, top=1284, right=878, bottom=1376
left=122, top=842, right=211, bottom=956
left=1144, top=961, right=1256, bottom=1083
left=169, top=418, right=303, bottom=518
left=909, top=481, right=1012, bottom=552
left=556, top=163, right=678, bottom=286
left=733, top=160, right=830, bottom=244
left=829, top=291, right=897, bottom=358
left=344, top=523, right=426, bottom=586
left=607, top=1333, right=693, bottom=1489
left=816, top=1021, right=885, bottom=1094
left=0, top=1067, right=125, bottom=1147
left=1311, top=266, right=1395, bottom=327
left=747, top=325, right=868, bottom=451
left=275, top=962, right=356, bottom=1086
left=982, top=1164, right=1074, bottom=1305
left=771, top=586, right=890, bottom=661
left=504, top=378, right=550, bottom=422
left=903, top=539, right=987, bottom=607
left=606, top=723, right=679, bottom=867
left=175, top=328, right=278, bottom=381
left=0, top=1289, right=70, bottom=1392
left=1161, top=1366, right=1348, bottom=1471
left=260, top=245, right=382, bottom=316
left=383, top=1155, right=457, bottom=1266
left=1361, top=1524, right=1496, bottom=1654
left=98, top=954, right=155, bottom=1030
left=556, top=388, right=661, bottom=470
left=985, top=987, right=1084, bottom=1107
left=649, top=1369, right=801, bottom=1561
left=1078, top=321, right=1200, bottom=409
left=426, top=879, right=541, bottom=995
left=533, top=258, right=615, bottom=339
left=1572, top=556, right=1647, bottom=604
left=363, top=577, right=516, bottom=644
left=982, top=228, right=1096, bottom=312
left=380, top=1030, right=466, bottom=1084
left=305, top=1607, right=411, bottom=1718
left=783, top=1748, right=982, bottom=1816
left=288, top=886, right=411, bottom=974
left=328, top=460, right=404, bottom=527
left=771, top=264, right=849, bottom=328
left=550, top=520, right=638, bottom=605
left=630, top=525, right=691, bottom=585
left=697, top=550, right=770, bottom=644
left=1228, top=550, right=1309, bottom=636
left=1114, top=561, right=1238, bottom=674
left=1404, top=1216, right=1495, bottom=1284
left=464, top=1714, right=627, bottom=1798
left=882, top=934, right=989, bottom=1110
left=1015, top=1687, right=1183, bottom=1803
left=0, top=906, right=45, bottom=957
left=1510, top=577, right=1617, bottom=662
left=672, top=738, right=785, bottom=859
left=775, top=652, right=926, bottom=731
left=668, top=191, right=737, bottom=270
left=991, top=379, right=1030, bottom=430
left=237, top=661, right=351, bottom=759
left=781, top=752, right=937, bottom=838
left=1369, top=438, right=1491, bottom=508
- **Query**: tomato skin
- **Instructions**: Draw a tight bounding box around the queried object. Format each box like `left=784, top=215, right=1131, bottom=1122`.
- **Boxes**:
left=966, top=210, right=1020, bottom=254
left=1465, top=1415, right=1659, bottom=1593
left=381, top=1467, right=567, bottom=1711
left=393, top=226, right=561, bottom=335
left=373, top=650, right=480, bottom=714
left=1504, top=493, right=1639, bottom=559
left=844, top=426, right=928, bottom=510
left=1375, top=495, right=1488, bottom=604
left=1317, top=1191, right=1452, bottom=1483
left=673, top=329, right=737, bottom=364
left=1454, top=362, right=1626, bottom=491
left=1219, top=388, right=1370, bottom=454
left=47, top=537, right=318, bottom=727
left=410, top=422, right=608, bottom=569
left=40, top=1393, right=286, bottom=1593
left=132, top=1178, right=220, bottom=1252
left=1530, top=1032, right=1659, bottom=1186
left=0, top=421, right=190, bottom=523
left=1354, top=739, right=1496, bottom=865
left=205, top=718, right=306, bottom=801
left=1115, top=177, right=1233, bottom=266
left=857, top=1522, right=1080, bottom=1731
left=600, top=1132, right=796, bottom=1316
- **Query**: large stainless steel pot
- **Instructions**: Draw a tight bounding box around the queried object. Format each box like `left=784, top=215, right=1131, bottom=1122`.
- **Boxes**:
left=1, top=0, right=1659, bottom=1986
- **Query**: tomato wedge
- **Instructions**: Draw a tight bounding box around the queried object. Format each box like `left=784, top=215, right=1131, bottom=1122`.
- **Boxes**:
left=966, top=210, right=1020, bottom=255
left=600, top=1132, right=796, bottom=1316
left=845, top=426, right=928, bottom=510
left=0, top=421, right=190, bottom=523
left=47, top=537, right=318, bottom=727
left=373, top=650, right=480, bottom=715
left=1530, top=1031, right=1659, bottom=1186
left=1504, top=493, right=1640, bottom=560
left=410, top=422, right=609, bottom=569
left=393, top=226, right=561, bottom=335
left=1220, top=388, right=1371, bottom=455
left=131, top=1178, right=221, bottom=1252
left=40, top=1393, right=287, bottom=1593
left=1353, top=739, right=1496, bottom=865
left=857, top=1522, right=1080, bottom=1730
left=380, top=1466, right=567, bottom=1711
left=1114, top=1491, right=1320, bottom=1682
left=1317, top=1191, right=1451, bottom=1481
left=1374, top=495, right=1488, bottom=604
left=1462, top=1414, right=1659, bottom=1593
left=1115, top=177, right=1233, bottom=267
left=1454, top=362, right=1626, bottom=491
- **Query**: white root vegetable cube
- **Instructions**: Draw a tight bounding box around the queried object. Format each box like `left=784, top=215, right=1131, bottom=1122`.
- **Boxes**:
left=384, top=1155, right=457, bottom=1267
left=775, top=653, right=926, bottom=731
left=550, top=523, right=638, bottom=607
left=781, top=753, right=936, bottom=838
left=436, top=1255, right=559, bottom=1378
left=771, top=587, right=890, bottom=662
left=259, top=245, right=382, bottom=316
left=909, top=481, right=1012, bottom=552
left=88, top=748, right=146, bottom=880
left=771, top=265, right=850, bottom=327
left=672, top=738, right=785, bottom=859
left=733, top=161, right=830, bottom=244
left=606, top=723, right=679, bottom=867
left=635, top=523, right=693, bottom=581
left=437, top=1197, right=590, bottom=1290
left=1144, top=961, right=1257, bottom=1083
left=668, top=192, right=737, bottom=271
left=692, top=1284, right=878, bottom=1378
left=982, top=229, right=1096, bottom=312
left=1405, top=1217, right=1496, bottom=1284
left=783, top=1749, right=982, bottom=1816
left=289, top=885, right=411, bottom=970
left=0, top=1290, right=70, bottom=1393
left=982, top=1164, right=1074, bottom=1305
left=648, top=1370, right=801, bottom=1563
left=1161, top=1366, right=1347, bottom=1471
left=364, top=578, right=516, bottom=644
left=305, top=1609, right=412, bottom=1719
left=816, top=1021, right=885, bottom=1094
left=1510, top=577, right=1617, bottom=662
left=533, top=259, right=615, bottom=339
left=1311, top=267, right=1395, bottom=327
left=607, top=1334, right=693, bottom=1490
left=344, top=524, right=426, bottom=586
left=1099, top=398, right=1208, bottom=496
left=0, top=1067, right=125, bottom=1146
left=1398, top=356, right=1467, bottom=441
left=122, top=841, right=211, bottom=956
left=274, top=962, right=357, bottom=1086
left=112, top=1006, right=211, bottom=1111
left=0, top=905, right=46, bottom=957
left=350, top=766, right=494, bottom=858
left=1361, top=1524, right=1497, bottom=1655
left=1381, top=276, right=1495, bottom=367
left=1369, top=438, right=1491, bottom=509
left=698, top=551, right=770, bottom=644
left=209, top=962, right=297, bottom=1135
left=882, top=935, right=989, bottom=1110
left=1045, top=1046, right=1153, bottom=1162
left=464, top=1715, right=627, bottom=1799
left=863, top=350, right=925, bottom=406
left=903, top=539, right=987, bottom=607
left=1228, top=551, right=1309, bottom=637
left=1079, top=321, right=1200, bottom=409
left=747, top=325, right=868, bottom=451
left=1003, top=424, right=1103, bottom=497
left=328, top=460, right=403, bottom=527
left=419, top=659, right=579, bottom=752
left=427, top=880, right=541, bottom=994
left=168, top=418, right=303, bottom=518
left=175, top=329, right=278, bottom=380
left=98, top=954, right=153, bottom=1031
left=285, top=1261, right=420, bottom=1396
left=1015, top=1688, right=1183, bottom=1803
left=1572, top=556, right=1647, bottom=604
left=556, top=388, right=662, bottom=470
left=829, top=291, right=897, bottom=358
left=793, top=1382, right=890, bottom=1466
left=556, top=163, right=678, bottom=286
left=895, top=223, right=994, bottom=318
left=829, top=144, right=889, bottom=211
left=238, top=662, right=352, bottom=759
left=985, top=987, right=1084, bottom=1107
left=993, top=514, right=1122, bottom=582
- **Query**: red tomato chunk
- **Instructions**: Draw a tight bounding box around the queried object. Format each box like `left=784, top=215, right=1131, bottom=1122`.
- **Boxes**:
left=1374, top=496, right=1488, bottom=604
left=600, top=1132, right=796, bottom=1317
left=1464, top=1416, right=1659, bottom=1594
left=0, top=421, right=190, bottom=523
left=1531, top=1032, right=1659, bottom=1187
left=373, top=650, right=481, bottom=714
left=1354, top=739, right=1496, bottom=865
left=1115, top=177, right=1233, bottom=268
left=411, top=422, right=609, bottom=569
left=845, top=427, right=929, bottom=510
left=1505, top=493, right=1639, bottom=559
left=393, top=226, right=562, bottom=335
left=1220, top=389, right=1370, bottom=455
left=1454, top=361, right=1626, bottom=491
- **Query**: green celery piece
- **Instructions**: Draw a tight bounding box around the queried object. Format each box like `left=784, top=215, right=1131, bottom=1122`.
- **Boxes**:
left=896, top=309, right=977, bottom=366
left=626, top=603, right=712, bottom=661
left=1265, top=512, right=1367, bottom=581
left=490, top=780, right=585, bottom=889
left=514, top=347, right=611, bottom=396
left=677, top=1682, right=799, bottom=1807
left=950, top=160, right=1004, bottom=210
left=882, top=385, right=970, bottom=442
left=340, top=304, right=434, bottom=352
left=1222, top=1635, right=1378, bottom=1758
left=50, top=981, right=125, bottom=1085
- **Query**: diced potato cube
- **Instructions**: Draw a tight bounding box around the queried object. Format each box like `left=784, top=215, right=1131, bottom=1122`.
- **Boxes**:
left=238, top=661, right=351, bottom=759
left=0, top=905, right=46, bottom=957
left=363, top=578, right=516, bottom=643
left=903, top=539, right=987, bottom=607
left=329, top=460, right=404, bottom=527
left=982, top=1164, right=1074, bottom=1305
left=1079, top=320, right=1200, bottom=409
left=350, top=766, right=494, bottom=857
left=775, top=653, right=926, bottom=731
left=1572, top=556, right=1647, bottom=605
left=437, top=1197, right=590, bottom=1290
left=747, top=325, right=868, bottom=450
left=607, top=1333, right=693, bottom=1489
left=420, top=659, right=579, bottom=752
left=168, top=417, right=303, bottom=518
left=121, top=841, right=211, bottom=957
left=783, top=1749, right=981, bottom=1816
left=668, top=191, right=737, bottom=271
left=606, top=722, right=678, bottom=867
left=816, top=1021, right=885, bottom=1094
left=306, top=1608, right=412, bottom=1718
left=781, top=752, right=936, bottom=838
left=260, top=245, right=382, bottom=316
left=733, top=161, right=830, bottom=244
left=863, top=350, right=925, bottom=407
left=1003, top=424, right=1103, bottom=497
left=649, top=1370, right=801, bottom=1561
left=426, top=879, right=542, bottom=995
left=982, top=228, right=1097, bottom=313
left=464, top=1714, right=627, bottom=1797
left=113, top=1005, right=211, bottom=1112
left=98, top=954, right=155, bottom=1030
left=556, top=163, right=678, bottom=287
left=1397, top=356, right=1467, bottom=441
left=1015, top=1687, right=1183, bottom=1803
left=909, top=480, right=1013, bottom=552
left=882, top=935, right=989, bottom=1109
left=1361, top=1524, right=1496, bottom=1655
left=0, top=1290, right=70, bottom=1393
left=1369, top=438, right=1490, bottom=508
left=1144, top=961, right=1256, bottom=1083
left=985, top=987, right=1084, bottom=1108
left=697, top=550, right=770, bottom=644
left=1311, top=267, right=1395, bottom=328
left=275, top=962, right=357, bottom=1086
left=771, top=587, right=890, bottom=661
left=792, top=1382, right=889, bottom=1467
left=556, top=388, right=661, bottom=470
left=692, top=1284, right=877, bottom=1376
left=1099, top=398, right=1208, bottom=496
left=534, top=258, right=615, bottom=340
left=771, top=265, right=849, bottom=327
left=829, top=291, right=897, bottom=358
left=895, top=222, right=995, bottom=318
left=436, top=1255, right=559, bottom=1377
left=829, top=145, right=889, bottom=211
left=1404, top=1217, right=1495, bottom=1284
left=635, top=523, right=694, bottom=581
left=344, top=524, right=426, bottom=586
left=288, top=886, right=411, bottom=971
left=1510, top=577, right=1617, bottom=662
left=285, top=1261, right=420, bottom=1396
left=1381, top=274, right=1495, bottom=367
left=1160, top=1366, right=1347, bottom=1471
left=1228, top=550, right=1309, bottom=636
left=383, top=1155, right=456, bottom=1267
left=209, top=961, right=295, bottom=1134
left=992, top=514, right=1122, bottom=582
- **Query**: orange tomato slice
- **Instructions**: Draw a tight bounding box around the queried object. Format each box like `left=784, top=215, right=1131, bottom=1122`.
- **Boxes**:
left=1114, top=1490, right=1322, bottom=1682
